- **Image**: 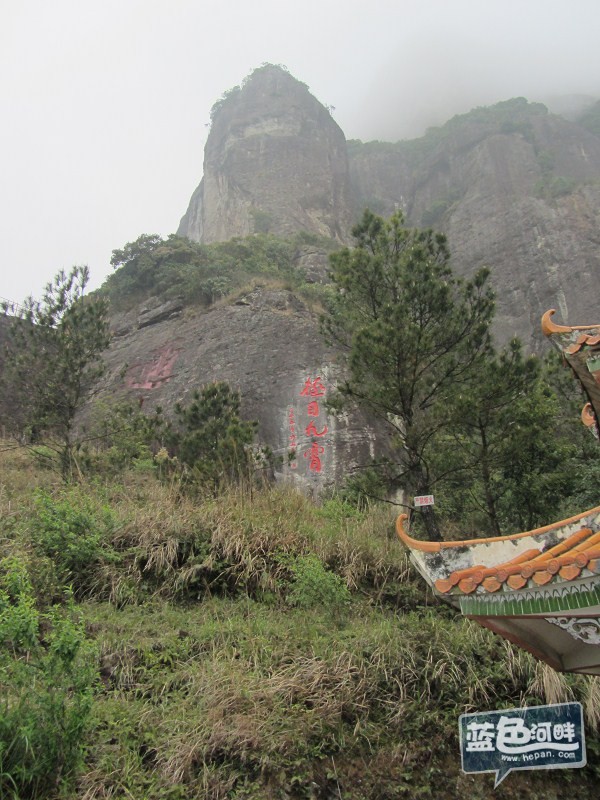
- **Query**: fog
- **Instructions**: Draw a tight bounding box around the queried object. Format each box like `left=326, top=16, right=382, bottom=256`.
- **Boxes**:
left=2, top=0, right=599, bottom=303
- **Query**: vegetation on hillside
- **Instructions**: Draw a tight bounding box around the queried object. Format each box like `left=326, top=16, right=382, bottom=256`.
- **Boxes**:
left=347, top=97, right=548, bottom=163
left=1, top=447, right=599, bottom=799
left=322, top=210, right=596, bottom=539
left=104, top=230, right=337, bottom=313
left=0, top=266, right=110, bottom=479
left=348, top=97, right=585, bottom=215
left=208, top=64, right=304, bottom=125
left=323, top=210, right=494, bottom=540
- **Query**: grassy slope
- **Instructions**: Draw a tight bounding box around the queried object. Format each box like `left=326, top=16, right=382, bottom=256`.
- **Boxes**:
left=1, top=446, right=599, bottom=799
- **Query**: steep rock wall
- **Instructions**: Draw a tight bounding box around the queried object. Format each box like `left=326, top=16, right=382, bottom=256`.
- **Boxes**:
left=178, top=65, right=355, bottom=245
left=179, top=75, right=600, bottom=348
left=349, top=109, right=600, bottom=346
left=100, top=290, right=384, bottom=492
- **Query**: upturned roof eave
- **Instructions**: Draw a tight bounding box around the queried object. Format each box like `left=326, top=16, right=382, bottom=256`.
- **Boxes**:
left=395, top=506, right=600, bottom=554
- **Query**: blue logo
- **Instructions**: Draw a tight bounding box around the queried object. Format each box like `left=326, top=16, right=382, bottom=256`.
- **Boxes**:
left=459, top=702, right=586, bottom=787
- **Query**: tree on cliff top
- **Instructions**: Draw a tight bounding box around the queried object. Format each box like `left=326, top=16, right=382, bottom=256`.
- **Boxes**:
left=323, top=210, right=495, bottom=540
left=1, top=266, right=110, bottom=479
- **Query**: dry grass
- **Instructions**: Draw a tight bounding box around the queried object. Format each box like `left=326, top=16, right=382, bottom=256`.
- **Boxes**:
left=0, top=441, right=60, bottom=508
left=529, top=660, right=574, bottom=706
left=3, top=447, right=600, bottom=799
left=83, top=595, right=593, bottom=798
left=157, top=650, right=370, bottom=783
left=1, top=442, right=416, bottom=610
left=583, top=676, right=600, bottom=733
left=316, top=505, right=413, bottom=594
left=88, top=478, right=419, bottom=610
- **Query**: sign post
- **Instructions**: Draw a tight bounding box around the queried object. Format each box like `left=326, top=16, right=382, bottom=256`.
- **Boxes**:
left=459, top=703, right=586, bottom=787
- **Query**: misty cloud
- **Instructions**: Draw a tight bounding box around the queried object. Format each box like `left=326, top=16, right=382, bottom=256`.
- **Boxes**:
left=2, top=0, right=600, bottom=301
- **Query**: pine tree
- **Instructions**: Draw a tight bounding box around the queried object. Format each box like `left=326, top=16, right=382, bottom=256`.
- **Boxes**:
left=440, top=339, right=574, bottom=535
left=323, top=210, right=495, bottom=540
left=1, top=266, right=110, bottom=479
left=168, top=382, right=259, bottom=493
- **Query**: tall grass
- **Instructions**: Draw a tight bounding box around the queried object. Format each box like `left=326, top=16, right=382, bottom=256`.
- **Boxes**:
left=1, top=445, right=599, bottom=799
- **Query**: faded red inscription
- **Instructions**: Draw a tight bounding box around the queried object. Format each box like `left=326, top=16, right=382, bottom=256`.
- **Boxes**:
left=305, top=420, right=327, bottom=438
left=304, top=442, right=324, bottom=473
left=307, top=401, right=320, bottom=417
left=125, top=345, right=180, bottom=390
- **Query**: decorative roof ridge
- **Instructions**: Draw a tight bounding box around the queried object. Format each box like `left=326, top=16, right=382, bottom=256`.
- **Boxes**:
left=395, top=505, right=600, bottom=554
left=542, top=308, right=600, bottom=337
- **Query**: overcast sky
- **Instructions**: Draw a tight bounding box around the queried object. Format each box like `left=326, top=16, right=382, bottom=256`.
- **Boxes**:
left=2, top=0, right=600, bottom=304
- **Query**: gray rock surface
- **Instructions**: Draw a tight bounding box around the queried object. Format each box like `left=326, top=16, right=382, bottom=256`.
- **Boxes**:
left=9, top=72, right=600, bottom=495
left=178, top=65, right=355, bottom=245
left=180, top=71, right=600, bottom=348
left=348, top=109, right=600, bottom=348
left=99, top=289, right=384, bottom=493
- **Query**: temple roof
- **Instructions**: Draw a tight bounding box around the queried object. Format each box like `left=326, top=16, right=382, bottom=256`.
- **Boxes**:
left=395, top=312, right=600, bottom=673
left=396, top=508, right=600, bottom=599
left=396, top=310, right=600, bottom=675
left=396, top=507, right=600, bottom=674
left=436, top=526, right=599, bottom=595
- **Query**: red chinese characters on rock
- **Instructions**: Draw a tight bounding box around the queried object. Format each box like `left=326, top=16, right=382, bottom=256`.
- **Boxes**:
left=300, top=376, right=326, bottom=398
left=304, top=442, right=324, bottom=473
left=299, top=376, right=328, bottom=474
left=305, top=420, right=327, bottom=437
left=288, top=407, right=298, bottom=469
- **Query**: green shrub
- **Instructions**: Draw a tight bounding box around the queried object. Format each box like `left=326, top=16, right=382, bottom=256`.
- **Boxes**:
left=105, top=232, right=301, bottom=311
left=168, top=382, right=261, bottom=494
left=0, top=558, right=97, bottom=797
left=30, top=490, right=118, bottom=595
left=288, top=554, right=350, bottom=619
left=80, top=400, right=166, bottom=475
left=340, top=463, right=395, bottom=509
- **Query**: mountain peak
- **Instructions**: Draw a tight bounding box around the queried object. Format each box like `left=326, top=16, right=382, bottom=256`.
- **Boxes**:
left=177, top=66, right=355, bottom=244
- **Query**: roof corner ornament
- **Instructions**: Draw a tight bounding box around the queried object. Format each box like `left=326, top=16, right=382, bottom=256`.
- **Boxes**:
left=541, top=308, right=571, bottom=336
left=582, top=403, right=596, bottom=428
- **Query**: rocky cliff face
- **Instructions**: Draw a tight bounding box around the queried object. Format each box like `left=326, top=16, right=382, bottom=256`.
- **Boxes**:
left=100, top=289, right=384, bottom=493
left=179, top=75, right=600, bottom=348
left=348, top=101, right=600, bottom=346
left=83, top=75, right=600, bottom=492
left=178, top=65, right=355, bottom=245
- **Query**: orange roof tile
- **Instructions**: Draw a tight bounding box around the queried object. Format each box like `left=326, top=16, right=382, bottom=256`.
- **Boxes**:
left=565, top=333, right=600, bottom=355
left=541, top=310, right=600, bottom=431
left=583, top=403, right=596, bottom=427
left=432, top=526, right=600, bottom=595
